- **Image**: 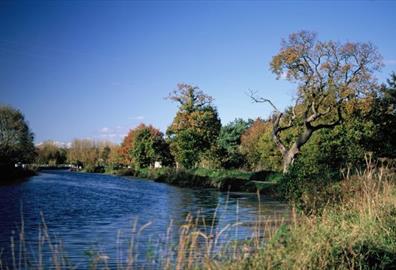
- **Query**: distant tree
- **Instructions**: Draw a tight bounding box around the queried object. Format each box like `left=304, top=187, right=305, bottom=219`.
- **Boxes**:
left=67, top=139, right=99, bottom=171
left=0, top=105, right=35, bottom=167
left=108, top=144, right=122, bottom=168
left=120, top=124, right=172, bottom=168
left=119, top=129, right=137, bottom=165
left=240, top=118, right=272, bottom=170
left=90, top=141, right=117, bottom=168
left=132, top=124, right=173, bottom=168
left=101, top=145, right=111, bottom=164
left=36, top=141, right=67, bottom=165
left=167, top=84, right=221, bottom=169
left=251, top=31, right=383, bottom=172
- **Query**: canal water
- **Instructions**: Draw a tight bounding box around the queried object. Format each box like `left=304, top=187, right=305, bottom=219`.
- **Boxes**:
left=0, top=170, right=288, bottom=268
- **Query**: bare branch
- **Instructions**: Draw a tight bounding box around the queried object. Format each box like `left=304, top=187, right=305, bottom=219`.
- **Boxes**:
left=247, top=89, right=280, bottom=113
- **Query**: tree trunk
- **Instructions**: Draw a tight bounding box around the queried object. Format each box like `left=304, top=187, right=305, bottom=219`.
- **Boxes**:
left=282, top=144, right=299, bottom=173
left=281, top=127, right=314, bottom=173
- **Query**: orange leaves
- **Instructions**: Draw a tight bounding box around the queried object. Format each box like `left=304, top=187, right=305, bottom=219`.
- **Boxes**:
left=119, top=123, right=163, bottom=165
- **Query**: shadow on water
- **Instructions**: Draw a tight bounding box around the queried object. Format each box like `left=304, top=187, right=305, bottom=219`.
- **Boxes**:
left=0, top=170, right=289, bottom=268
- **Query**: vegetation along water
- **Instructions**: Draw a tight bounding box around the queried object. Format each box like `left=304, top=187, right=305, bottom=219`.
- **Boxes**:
left=1, top=30, right=396, bottom=269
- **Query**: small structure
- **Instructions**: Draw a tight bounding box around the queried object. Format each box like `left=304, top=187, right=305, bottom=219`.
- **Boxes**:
left=154, top=161, right=162, bottom=168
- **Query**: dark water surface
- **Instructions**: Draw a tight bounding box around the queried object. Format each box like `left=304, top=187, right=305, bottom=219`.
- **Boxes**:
left=0, top=170, right=288, bottom=268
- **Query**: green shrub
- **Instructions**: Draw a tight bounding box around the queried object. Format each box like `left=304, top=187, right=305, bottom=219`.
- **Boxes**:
left=277, top=157, right=340, bottom=214
left=227, top=167, right=396, bottom=270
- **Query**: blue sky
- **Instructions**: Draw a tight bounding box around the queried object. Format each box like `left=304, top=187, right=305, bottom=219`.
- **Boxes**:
left=1, top=1, right=395, bottom=144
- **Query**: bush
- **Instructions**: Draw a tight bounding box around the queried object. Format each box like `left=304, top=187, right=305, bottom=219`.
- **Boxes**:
left=249, top=170, right=274, bottom=181
left=277, top=157, right=340, bottom=214
left=227, top=165, right=396, bottom=270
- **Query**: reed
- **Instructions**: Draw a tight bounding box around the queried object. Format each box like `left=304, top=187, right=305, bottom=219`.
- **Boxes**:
left=0, top=193, right=285, bottom=269
left=2, top=159, right=393, bottom=269
left=225, top=157, right=396, bottom=270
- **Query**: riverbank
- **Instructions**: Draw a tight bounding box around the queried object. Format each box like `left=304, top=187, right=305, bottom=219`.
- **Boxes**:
left=0, top=165, right=36, bottom=185
left=224, top=164, right=396, bottom=269
left=0, top=164, right=393, bottom=269
left=111, top=167, right=282, bottom=194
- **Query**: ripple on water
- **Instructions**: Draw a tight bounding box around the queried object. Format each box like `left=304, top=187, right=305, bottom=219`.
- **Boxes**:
left=0, top=170, right=289, bottom=267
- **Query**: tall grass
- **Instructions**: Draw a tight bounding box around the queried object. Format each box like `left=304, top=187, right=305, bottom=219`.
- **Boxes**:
left=226, top=158, right=396, bottom=269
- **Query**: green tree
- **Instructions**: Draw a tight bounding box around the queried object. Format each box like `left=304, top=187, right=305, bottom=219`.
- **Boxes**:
left=131, top=124, right=173, bottom=168
left=167, top=84, right=221, bottom=169
left=101, top=145, right=111, bottom=164
left=217, top=118, right=252, bottom=169
left=370, top=72, right=396, bottom=158
left=36, top=141, right=67, bottom=165
left=251, top=31, right=383, bottom=172
left=0, top=105, right=35, bottom=167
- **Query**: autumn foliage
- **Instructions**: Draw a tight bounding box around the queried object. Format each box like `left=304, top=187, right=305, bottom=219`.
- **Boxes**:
left=119, top=123, right=172, bottom=168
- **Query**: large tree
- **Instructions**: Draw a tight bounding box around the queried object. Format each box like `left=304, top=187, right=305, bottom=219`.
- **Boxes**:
left=251, top=31, right=383, bottom=173
left=167, top=83, right=221, bottom=169
left=0, top=105, right=35, bottom=167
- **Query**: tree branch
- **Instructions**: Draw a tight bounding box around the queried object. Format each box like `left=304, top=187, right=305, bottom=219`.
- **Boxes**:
left=247, top=90, right=281, bottom=113
left=248, top=90, right=290, bottom=156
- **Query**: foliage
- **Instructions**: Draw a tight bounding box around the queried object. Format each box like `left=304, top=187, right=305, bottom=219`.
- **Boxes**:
left=216, top=118, right=252, bottom=169
left=277, top=106, right=378, bottom=211
left=370, top=72, right=396, bottom=158
left=67, top=139, right=99, bottom=171
left=118, top=127, right=137, bottom=165
left=0, top=105, right=35, bottom=167
left=119, top=124, right=172, bottom=169
left=36, top=141, right=67, bottom=165
left=132, top=124, right=173, bottom=168
left=67, top=139, right=117, bottom=172
left=257, top=124, right=283, bottom=171
left=276, top=71, right=396, bottom=206
left=255, top=31, right=383, bottom=172
left=167, top=84, right=221, bottom=169
left=228, top=165, right=396, bottom=270
left=240, top=118, right=272, bottom=170
left=116, top=166, right=261, bottom=192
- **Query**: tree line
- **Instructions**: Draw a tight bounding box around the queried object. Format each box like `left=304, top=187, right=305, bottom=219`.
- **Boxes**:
left=1, top=31, right=395, bottom=182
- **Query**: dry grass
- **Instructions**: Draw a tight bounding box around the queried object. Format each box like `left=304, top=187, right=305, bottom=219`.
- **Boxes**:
left=226, top=157, right=396, bottom=270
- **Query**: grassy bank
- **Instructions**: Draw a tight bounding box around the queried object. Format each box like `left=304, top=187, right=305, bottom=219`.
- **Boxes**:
left=225, top=164, right=396, bottom=270
left=112, top=166, right=281, bottom=194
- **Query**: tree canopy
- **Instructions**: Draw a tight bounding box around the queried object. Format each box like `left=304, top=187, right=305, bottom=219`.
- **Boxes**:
left=36, top=141, right=67, bottom=165
left=0, top=105, right=35, bottom=167
left=252, top=31, right=383, bottom=172
left=119, top=124, right=172, bottom=168
left=167, top=84, right=221, bottom=169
